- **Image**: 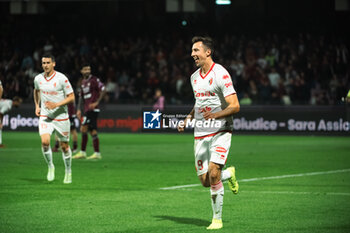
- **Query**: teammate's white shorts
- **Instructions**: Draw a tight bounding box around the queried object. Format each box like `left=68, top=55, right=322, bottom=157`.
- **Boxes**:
left=39, top=117, right=70, bottom=142
left=194, top=131, right=232, bottom=176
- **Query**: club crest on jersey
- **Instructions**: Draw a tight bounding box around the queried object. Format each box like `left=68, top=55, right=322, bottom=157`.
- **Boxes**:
left=225, top=82, right=233, bottom=88
left=223, top=75, right=229, bottom=80
left=209, top=78, right=213, bottom=85
left=53, top=82, right=57, bottom=88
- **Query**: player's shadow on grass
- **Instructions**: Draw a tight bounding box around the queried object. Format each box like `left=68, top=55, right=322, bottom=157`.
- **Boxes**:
left=21, top=178, right=46, bottom=183
left=154, top=215, right=210, bottom=227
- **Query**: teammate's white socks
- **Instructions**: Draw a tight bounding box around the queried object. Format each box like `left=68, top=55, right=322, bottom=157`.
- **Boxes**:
left=210, top=181, right=224, bottom=220
left=0, top=129, right=2, bottom=144
left=62, top=147, right=72, bottom=173
left=221, top=169, right=232, bottom=181
left=42, top=146, right=54, bottom=168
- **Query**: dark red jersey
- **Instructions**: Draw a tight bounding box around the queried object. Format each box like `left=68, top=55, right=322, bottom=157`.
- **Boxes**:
left=80, top=75, right=105, bottom=113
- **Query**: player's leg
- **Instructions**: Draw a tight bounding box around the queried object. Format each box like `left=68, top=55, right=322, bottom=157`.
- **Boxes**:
left=52, top=135, right=60, bottom=152
left=195, top=138, right=210, bottom=187
left=73, top=115, right=88, bottom=159
left=39, top=119, right=55, bottom=181
left=195, top=137, right=224, bottom=229
left=41, top=133, right=55, bottom=181
left=60, top=141, right=72, bottom=184
left=55, top=120, right=72, bottom=184
left=70, top=116, right=78, bottom=153
left=71, top=128, right=78, bottom=153
left=206, top=132, right=235, bottom=230
left=213, top=132, right=238, bottom=194
left=206, top=162, right=224, bottom=230
left=87, top=112, right=101, bottom=160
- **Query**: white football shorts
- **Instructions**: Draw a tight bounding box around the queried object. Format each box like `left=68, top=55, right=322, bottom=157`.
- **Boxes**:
left=39, top=117, right=70, bottom=142
left=194, top=131, right=232, bottom=176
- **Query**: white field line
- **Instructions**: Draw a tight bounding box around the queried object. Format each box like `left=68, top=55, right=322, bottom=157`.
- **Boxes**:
left=159, top=168, right=350, bottom=190
left=176, top=189, right=350, bottom=196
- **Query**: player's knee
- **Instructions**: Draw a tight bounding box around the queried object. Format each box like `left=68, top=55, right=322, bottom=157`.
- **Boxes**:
left=208, top=167, right=221, bottom=183
left=41, top=140, right=50, bottom=148
left=81, top=126, right=88, bottom=133
left=199, top=174, right=210, bottom=187
left=60, top=142, right=69, bottom=152
left=201, top=180, right=210, bottom=187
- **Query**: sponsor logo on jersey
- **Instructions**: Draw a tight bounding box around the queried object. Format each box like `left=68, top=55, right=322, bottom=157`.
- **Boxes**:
left=216, top=146, right=227, bottom=153
left=42, top=91, right=58, bottom=95
left=195, top=91, right=216, bottom=97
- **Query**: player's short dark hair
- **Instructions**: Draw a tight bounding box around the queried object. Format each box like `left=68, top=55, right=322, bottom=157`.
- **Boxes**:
left=81, top=63, right=91, bottom=69
left=42, top=54, right=55, bottom=62
left=192, top=36, right=214, bottom=56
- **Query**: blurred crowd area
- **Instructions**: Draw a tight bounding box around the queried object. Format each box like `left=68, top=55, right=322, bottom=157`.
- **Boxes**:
left=0, top=32, right=349, bottom=106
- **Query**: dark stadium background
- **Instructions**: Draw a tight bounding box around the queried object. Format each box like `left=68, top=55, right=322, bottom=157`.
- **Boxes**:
left=0, top=0, right=349, bottom=135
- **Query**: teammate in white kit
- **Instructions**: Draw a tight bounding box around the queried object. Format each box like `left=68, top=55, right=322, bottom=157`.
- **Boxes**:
left=0, top=95, right=22, bottom=148
left=178, top=36, right=240, bottom=230
left=33, top=54, right=75, bottom=184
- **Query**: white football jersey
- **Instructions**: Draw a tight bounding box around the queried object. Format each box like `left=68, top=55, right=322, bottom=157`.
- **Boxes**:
left=0, top=99, right=12, bottom=114
left=190, top=63, right=236, bottom=137
left=34, top=71, right=74, bottom=120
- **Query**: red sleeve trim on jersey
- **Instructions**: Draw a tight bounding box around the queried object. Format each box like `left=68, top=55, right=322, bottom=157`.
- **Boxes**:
left=200, top=63, right=215, bottom=79
left=194, top=130, right=232, bottom=140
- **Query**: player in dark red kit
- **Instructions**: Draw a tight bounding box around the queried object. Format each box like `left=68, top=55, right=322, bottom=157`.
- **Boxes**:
left=73, top=64, right=106, bottom=160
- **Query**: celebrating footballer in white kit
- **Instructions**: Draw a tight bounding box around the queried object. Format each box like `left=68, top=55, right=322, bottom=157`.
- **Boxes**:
left=178, top=36, right=240, bottom=230
left=33, top=54, right=75, bottom=184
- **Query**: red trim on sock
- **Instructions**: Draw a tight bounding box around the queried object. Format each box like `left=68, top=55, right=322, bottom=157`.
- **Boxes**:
left=211, top=181, right=223, bottom=191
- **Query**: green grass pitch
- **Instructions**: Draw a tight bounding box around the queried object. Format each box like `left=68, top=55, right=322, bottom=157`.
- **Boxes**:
left=0, top=132, right=349, bottom=233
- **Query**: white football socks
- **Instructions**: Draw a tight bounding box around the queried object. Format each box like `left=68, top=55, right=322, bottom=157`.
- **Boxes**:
left=210, top=181, right=224, bottom=220
left=42, top=146, right=54, bottom=168
left=0, top=129, right=2, bottom=144
left=62, top=148, right=72, bottom=173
